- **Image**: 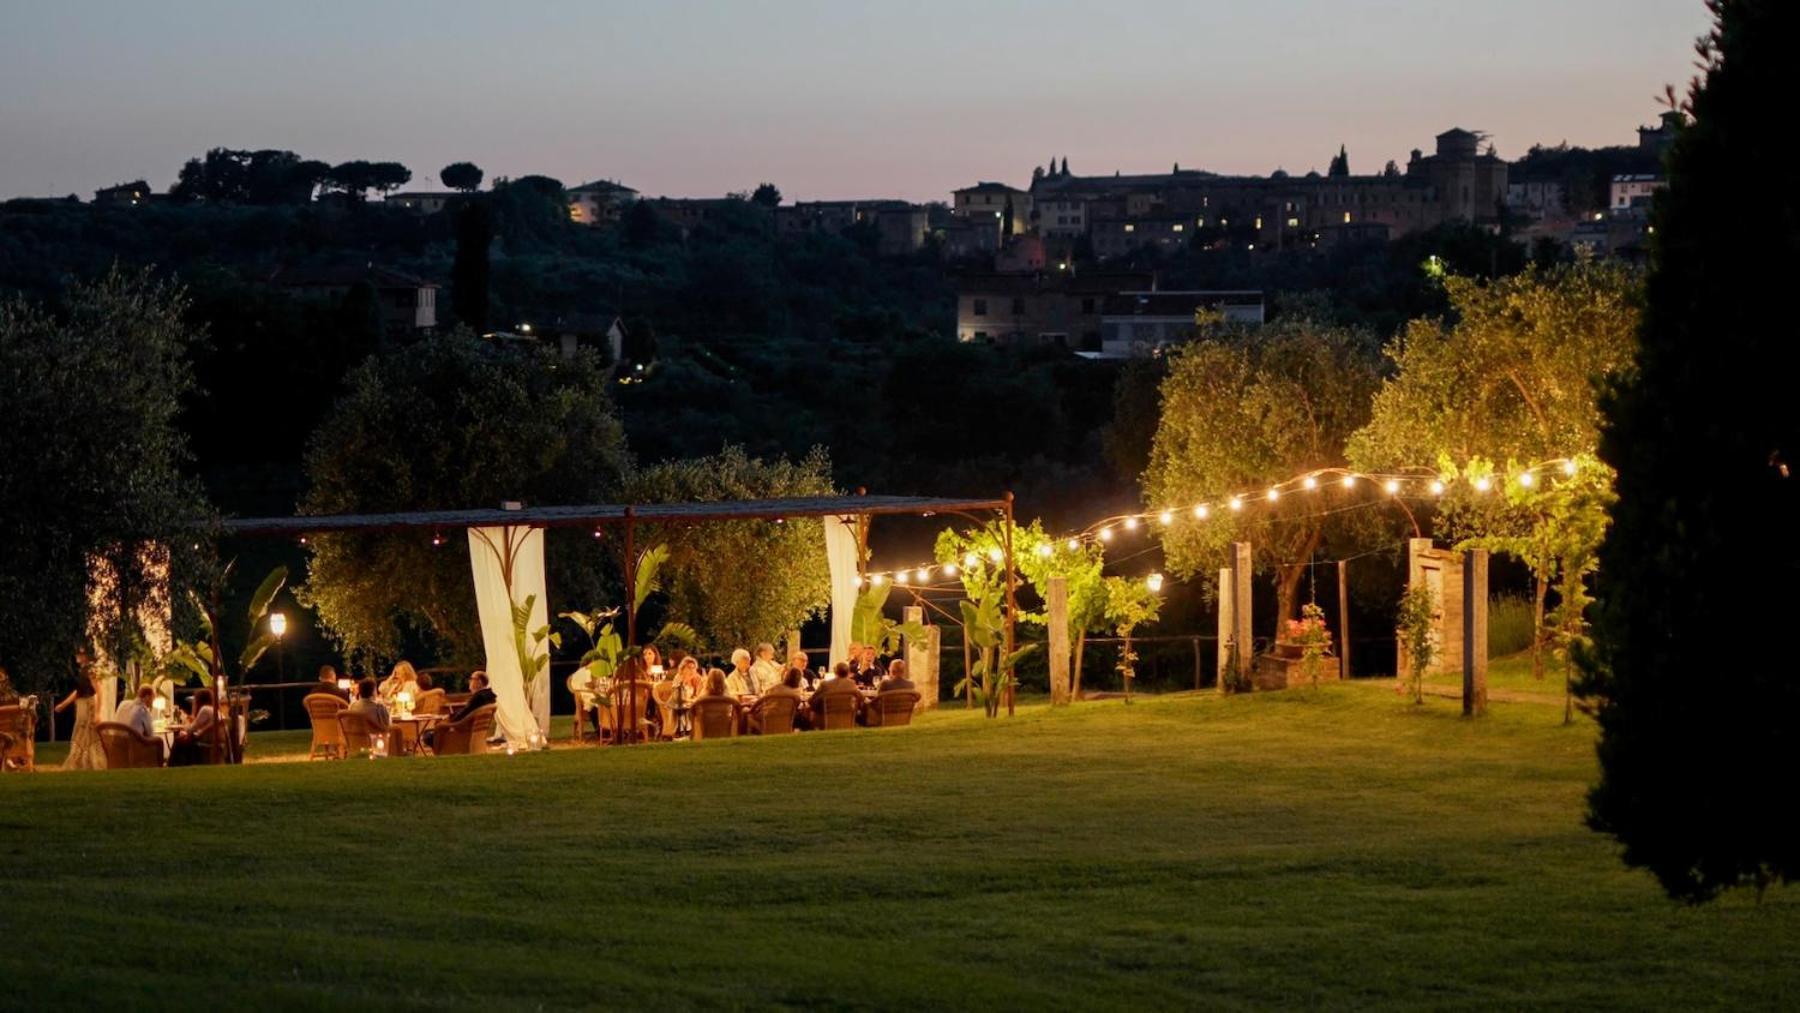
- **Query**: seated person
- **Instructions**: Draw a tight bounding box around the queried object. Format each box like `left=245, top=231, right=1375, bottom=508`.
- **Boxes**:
left=750, top=667, right=809, bottom=734
left=673, top=656, right=704, bottom=701
left=380, top=660, right=422, bottom=702
left=689, top=669, right=743, bottom=737
left=171, top=689, right=218, bottom=766
left=347, top=677, right=392, bottom=733
left=879, top=659, right=915, bottom=693
left=811, top=663, right=864, bottom=723
left=314, top=664, right=351, bottom=700
left=850, top=645, right=884, bottom=688
left=113, top=684, right=157, bottom=739
left=724, top=649, right=758, bottom=698
left=425, top=672, right=494, bottom=750
left=750, top=643, right=782, bottom=695
left=448, top=671, right=496, bottom=723
left=787, top=649, right=812, bottom=682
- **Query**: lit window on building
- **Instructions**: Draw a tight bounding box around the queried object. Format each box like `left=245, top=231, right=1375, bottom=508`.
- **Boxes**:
left=1124, top=223, right=1135, bottom=233
left=1343, top=212, right=1352, bottom=224
left=1172, top=224, right=1183, bottom=232
left=1286, top=217, right=1299, bottom=228
left=1254, top=217, right=1263, bottom=230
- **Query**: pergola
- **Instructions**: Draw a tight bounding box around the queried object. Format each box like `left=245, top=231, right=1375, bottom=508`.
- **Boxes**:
left=221, top=493, right=1019, bottom=745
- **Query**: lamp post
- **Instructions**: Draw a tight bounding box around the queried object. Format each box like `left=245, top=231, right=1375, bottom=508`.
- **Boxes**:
left=269, top=611, right=287, bottom=729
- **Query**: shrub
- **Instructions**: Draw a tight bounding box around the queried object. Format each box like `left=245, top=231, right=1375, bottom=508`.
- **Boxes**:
left=1487, top=594, right=1536, bottom=657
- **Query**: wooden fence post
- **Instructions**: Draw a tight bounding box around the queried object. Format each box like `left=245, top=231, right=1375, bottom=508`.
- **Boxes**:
left=1462, top=548, right=1489, bottom=717
left=1337, top=559, right=1351, bottom=681
left=1046, top=576, right=1070, bottom=705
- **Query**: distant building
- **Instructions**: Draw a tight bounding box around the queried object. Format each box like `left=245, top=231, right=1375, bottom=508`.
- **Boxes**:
left=1506, top=178, right=1568, bottom=220
left=93, top=181, right=152, bottom=207
left=568, top=180, right=638, bottom=225
left=1610, top=174, right=1663, bottom=216
left=643, top=196, right=747, bottom=235
left=955, top=271, right=1153, bottom=348
left=385, top=191, right=460, bottom=215
left=1029, top=127, right=1507, bottom=258
left=1638, top=110, right=1683, bottom=158
left=952, top=181, right=1032, bottom=236
left=272, top=264, right=438, bottom=333
left=1099, top=291, right=1265, bottom=358
left=937, top=216, right=1003, bottom=261
left=874, top=205, right=930, bottom=255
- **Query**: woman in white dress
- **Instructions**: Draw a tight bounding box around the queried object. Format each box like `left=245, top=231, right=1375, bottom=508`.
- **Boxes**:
left=54, top=652, right=106, bottom=770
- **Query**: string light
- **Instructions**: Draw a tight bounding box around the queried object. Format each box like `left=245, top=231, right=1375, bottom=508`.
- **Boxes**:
left=853, top=575, right=864, bottom=588
left=1146, top=573, right=1165, bottom=592
left=844, top=454, right=1583, bottom=584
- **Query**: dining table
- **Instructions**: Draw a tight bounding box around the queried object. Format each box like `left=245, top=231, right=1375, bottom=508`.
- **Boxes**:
left=388, top=713, right=444, bottom=756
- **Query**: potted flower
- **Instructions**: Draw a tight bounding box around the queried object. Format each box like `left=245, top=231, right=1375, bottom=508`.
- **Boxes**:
left=1285, top=603, right=1333, bottom=688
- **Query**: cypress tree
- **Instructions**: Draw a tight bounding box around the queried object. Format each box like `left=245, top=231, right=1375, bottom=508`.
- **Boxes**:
left=1581, top=0, right=1799, bottom=902
left=450, top=197, right=492, bottom=333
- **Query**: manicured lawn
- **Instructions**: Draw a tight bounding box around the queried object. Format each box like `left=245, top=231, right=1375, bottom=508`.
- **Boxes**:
left=4, top=687, right=1796, bottom=1009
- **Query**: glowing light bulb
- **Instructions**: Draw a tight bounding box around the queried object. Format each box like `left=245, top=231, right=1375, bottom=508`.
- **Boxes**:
left=1342, top=475, right=1357, bottom=489
left=1229, top=496, right=1243, bottom=512
left=1066, top=538, right=1080, bottom=551
left=1474, top=476, right=1492, bottom=493
left=1302, top=475, right=1318, bottom=491
left=1158, top=510, right=1173, bottom=525
left=943, top=563, right=958, bottom=577
left=987, top=547, right=1003, bottom=563
left=871, top=574, right=886, bottom=586
left=1384, top=479, right=1400, bottom=495
left=896, top=572, right=909, bottom=585
left=1147, top=573, right=1165, bottom=593
left=1518, top=472, right=1535, bottom=487
left=1036, top=543, right=1053, bottom=558
left=1123, top=517, right=1138, bottom=531
left=1430, top=480, right=1445, bottom=496
left=964, top=552, right=979, bottom=568
left=1195, top=505, right=1210, bottom=520
left=916, top=568, right=931, bottom=582
left=853, top=575, right=864, bottom=588
left=1267, top=487, right=1280, bottom=502
left=1563, top=459, right=1579, bottom=476
left=1098, top=527, right=1114, bottom=542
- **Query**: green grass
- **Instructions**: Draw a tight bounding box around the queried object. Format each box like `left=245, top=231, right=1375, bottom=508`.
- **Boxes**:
left=5, top=688, right=1796, bottom=1010
left=1488, top=593, right=1537, bottom=656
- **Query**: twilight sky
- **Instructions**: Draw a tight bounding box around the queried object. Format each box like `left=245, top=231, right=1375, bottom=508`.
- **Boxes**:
left=0, top=0, right=1708, bottom=203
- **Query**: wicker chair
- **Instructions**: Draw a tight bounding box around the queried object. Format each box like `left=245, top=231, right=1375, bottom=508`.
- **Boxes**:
left=748, top=694, right=798, bottom=735
left=608, top=681, right=659, bottom=744
left=689, top=696, right=740, bottom=741
left=871, top=690, right=922, bottom=728
left=303, top=693, right=348, bottom=760
left=651, top=680, right=682, bottom=740
left=568, top=673, right=599, bottom=743
left=0, top=703, right=36, bottom=772
left=337, top=711, right=379, bottom=758
left=96, top=721, right=163, bottom=768
left=412, top=688, right=448, bottom=716
left=431, top=704, right=497, bottom=755
left=816, top=691, right=862, bottom=731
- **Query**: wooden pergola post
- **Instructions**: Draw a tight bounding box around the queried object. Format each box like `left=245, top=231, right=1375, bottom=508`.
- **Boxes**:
left=1337, top=559, right=1351, bottom=681
left=1002, top=493, right=1017, bottom=717
left=621, top=505, right=641, bottom=744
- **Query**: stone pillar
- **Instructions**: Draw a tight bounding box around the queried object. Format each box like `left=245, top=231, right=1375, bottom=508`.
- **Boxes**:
left=1462, top=549, right=1489, bottom=717
left=1045, top=576, right=1071, bottom=705
left=903, top=605, right=940, bottom=710
left=1404, top=538, right=1463, bottom=677
left=1217, top=567, right=1234, bottom=693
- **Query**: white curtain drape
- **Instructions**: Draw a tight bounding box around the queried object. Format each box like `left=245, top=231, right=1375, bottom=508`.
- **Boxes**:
left=467, top=525, right=550, bottom=746
left=823, top=514, right=859, bottom=668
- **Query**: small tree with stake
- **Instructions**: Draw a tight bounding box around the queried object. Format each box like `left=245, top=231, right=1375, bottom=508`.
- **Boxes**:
left=1394, top=584, right=1436, bottom=705
left=167, top=563, right=287, bottom=763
